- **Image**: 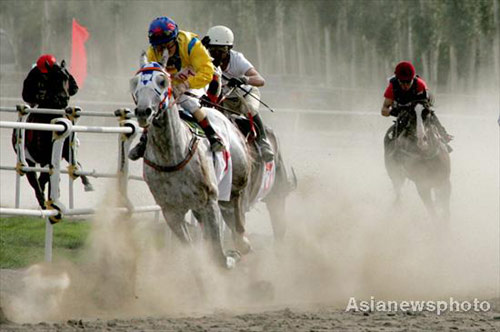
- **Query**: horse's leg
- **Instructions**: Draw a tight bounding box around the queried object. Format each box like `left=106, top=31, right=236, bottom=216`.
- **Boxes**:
left=25, top=160, right=46, bottom=209
left=264, top=194, right=286, bottom=241
left=436, top=180, right=451, bottom=222
left=220, top=194, right=252, bottom=255
left=162, top=208, right=192, bottom=244
left=38, top=168, right=50, bottom=195
left=385, top=153, right=404, bottom=205
left=415, top=183, right=437, bottom=219
left=76, top=162, right=94, bottom=192
left=195, top=200, right=236, bottom=269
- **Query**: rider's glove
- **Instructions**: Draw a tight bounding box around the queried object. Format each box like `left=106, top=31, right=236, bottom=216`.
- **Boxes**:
left=227, top=77, right=248, bottom=88
left=173, top=81, right=189, bottom=97
left=199, top=95, right=212, bottom=107
left=389, top=108, right=400, bottom=117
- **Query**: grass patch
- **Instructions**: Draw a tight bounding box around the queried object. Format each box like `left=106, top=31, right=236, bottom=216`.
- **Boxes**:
left=0, top=216, right=91, bottom=268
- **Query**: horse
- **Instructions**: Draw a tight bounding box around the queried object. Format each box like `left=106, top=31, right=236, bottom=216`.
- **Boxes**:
left=130, top=60, right=295, bottom=268
left=384, top=102, right=451, bottom=220
left=12, top=60, right=93, bottom=209
left=216, top=97, right=297, bottom=242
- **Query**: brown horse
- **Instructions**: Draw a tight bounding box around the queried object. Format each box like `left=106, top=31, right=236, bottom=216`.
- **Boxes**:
left=384, top=103, right=451, bottom=220
left=12, top=61, right=93, bottom=209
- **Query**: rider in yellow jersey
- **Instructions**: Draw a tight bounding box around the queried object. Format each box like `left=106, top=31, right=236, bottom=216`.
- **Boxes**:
left=129, top=16, right=224, bottom=161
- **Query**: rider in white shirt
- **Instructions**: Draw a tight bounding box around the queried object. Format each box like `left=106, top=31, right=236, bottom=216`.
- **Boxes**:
left=202, top=25, right=274, bottom=162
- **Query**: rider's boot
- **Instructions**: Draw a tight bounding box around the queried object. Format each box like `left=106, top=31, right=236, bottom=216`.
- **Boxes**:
left=198, top=117, right=225, bottom=152
left=253, top=114, right=274, bottom=162
left=128, top=130, right=148, bottom=160
left=432, top=114, right=453, bottom=152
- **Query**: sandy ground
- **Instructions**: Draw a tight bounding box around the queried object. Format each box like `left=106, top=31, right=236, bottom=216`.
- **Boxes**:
left=1, top=98, right=499, bottom=331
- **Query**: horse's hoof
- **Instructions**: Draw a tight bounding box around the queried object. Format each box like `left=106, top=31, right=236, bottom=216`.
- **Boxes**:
left=225, top=256, right=236, bottom=270
left=84, top=183, right=94, bottom=192
left=234, top=235, right=252, bottom=255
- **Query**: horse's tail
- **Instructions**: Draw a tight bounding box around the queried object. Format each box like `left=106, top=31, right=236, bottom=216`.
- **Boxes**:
left=267, top=129, right=297, bottom=195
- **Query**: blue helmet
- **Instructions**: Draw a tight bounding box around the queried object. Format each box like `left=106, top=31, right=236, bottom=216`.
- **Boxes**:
left=148, top=17, right=178, bottom=46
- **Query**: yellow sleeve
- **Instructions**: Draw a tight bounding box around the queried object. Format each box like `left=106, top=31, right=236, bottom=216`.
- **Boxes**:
left=186, top=40, right=215, bottom=89
left=146, top=46, right=162, bottom=63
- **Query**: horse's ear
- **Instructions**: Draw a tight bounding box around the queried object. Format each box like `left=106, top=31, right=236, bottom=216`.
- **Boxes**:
left=130, top=75, right=140, bottom=93
left=140, top=51, right=147, bottom=67
left=60, top=60, right=66, bottom=68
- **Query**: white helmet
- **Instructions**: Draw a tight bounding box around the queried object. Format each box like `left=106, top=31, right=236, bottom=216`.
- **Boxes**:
left=206, top=25, right=234, bottom=46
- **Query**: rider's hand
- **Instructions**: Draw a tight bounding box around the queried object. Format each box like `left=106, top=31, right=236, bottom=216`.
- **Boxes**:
left=173, top=81, right=189, bottom=97
left=36, top=89, right=47, bottom=101
left=200, top=94, right=212, bottom=107
left=227, top=77, right=248, bottom=88
left=389, top=108, right=400, bottom=117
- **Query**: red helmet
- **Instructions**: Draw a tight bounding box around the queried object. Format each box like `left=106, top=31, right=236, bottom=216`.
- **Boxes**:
left=394, top=61, right=416, bottom=81
left=36, top=54, right=57, bottom=73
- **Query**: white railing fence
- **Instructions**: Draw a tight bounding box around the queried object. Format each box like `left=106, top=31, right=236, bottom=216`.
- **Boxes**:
left=0, top=105, right=162, bottom=262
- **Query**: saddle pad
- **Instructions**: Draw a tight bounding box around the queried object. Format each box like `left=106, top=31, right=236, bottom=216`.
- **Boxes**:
left=255, top=161, right=276, bottom=202
left=213, top=148, right=232, bottom=201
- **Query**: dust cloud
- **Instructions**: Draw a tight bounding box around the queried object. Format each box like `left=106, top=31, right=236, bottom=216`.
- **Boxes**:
left=2, top=95, right=498, bottom=323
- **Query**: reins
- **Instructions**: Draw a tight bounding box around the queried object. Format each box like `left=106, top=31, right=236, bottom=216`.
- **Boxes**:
left=143, top=134, right=199, bottom=172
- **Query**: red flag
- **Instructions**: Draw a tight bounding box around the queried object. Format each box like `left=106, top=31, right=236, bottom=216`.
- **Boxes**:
left=70, top=19, right=90, bottom=88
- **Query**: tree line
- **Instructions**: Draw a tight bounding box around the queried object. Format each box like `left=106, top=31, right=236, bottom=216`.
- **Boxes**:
left=1, top=0, right=499, bottom=94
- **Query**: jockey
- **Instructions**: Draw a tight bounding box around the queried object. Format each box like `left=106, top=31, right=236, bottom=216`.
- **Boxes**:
left=200, top=25, right=274, bottom=162
left=22, top=54, right=78, bottom=109
left=381, top=61, right=453, bottom=146
left=129, top=16, right=224, bottom=161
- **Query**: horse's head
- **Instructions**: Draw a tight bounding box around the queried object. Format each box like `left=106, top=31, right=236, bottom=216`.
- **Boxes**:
left=43, top=60, right=71, bottom=108
left=130, top=61, right=171, bottom=128
left=397, top=102, right=433, bottom=151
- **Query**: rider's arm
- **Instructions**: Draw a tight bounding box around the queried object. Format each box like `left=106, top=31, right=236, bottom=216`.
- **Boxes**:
left=187, top=39, right=215, bottom=89
left=244, top=67, right=265, bottom=87
left=67, top=73, right=79, bottom=96
left=22, top=68, right=43, bottom=106
left=381, top=98, right=393, bottom=117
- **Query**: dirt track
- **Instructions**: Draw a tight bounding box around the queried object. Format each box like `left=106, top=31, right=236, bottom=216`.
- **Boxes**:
left=1, top=301, right=499, bottom=331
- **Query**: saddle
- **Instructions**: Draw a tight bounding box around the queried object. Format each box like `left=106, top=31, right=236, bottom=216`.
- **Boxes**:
left=178, top=109, right=260, bottom=147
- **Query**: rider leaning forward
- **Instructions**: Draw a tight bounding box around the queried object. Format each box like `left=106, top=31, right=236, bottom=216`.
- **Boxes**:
left=381, top=61, right=453, bottom=149
left=23, top=54, right=78, bottom=109
left=201, top=25, right=274, bottom=162
left=129, top=16, right=225, bottom=161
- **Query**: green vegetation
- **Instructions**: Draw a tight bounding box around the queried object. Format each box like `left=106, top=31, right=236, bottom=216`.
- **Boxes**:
left=0, top=217, right=91, bottom=268
left=1, top=0, right=497, bottom=93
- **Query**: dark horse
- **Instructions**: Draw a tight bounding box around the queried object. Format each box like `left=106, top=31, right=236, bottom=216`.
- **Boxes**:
left=12, top=60, right=93, bottom=209
left=384, top=102, right=451, bottom=220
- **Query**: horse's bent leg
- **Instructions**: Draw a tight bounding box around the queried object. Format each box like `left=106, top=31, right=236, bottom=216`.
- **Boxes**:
left=77, top=162, right=94, bottom=191
left=162, top=209, right=192, bottom=244
left=415, top=183, right=437, bottom=219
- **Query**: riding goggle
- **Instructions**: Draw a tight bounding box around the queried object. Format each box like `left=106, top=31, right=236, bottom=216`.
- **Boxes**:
left=398, top=79, right=413, bottom=85
left=207, top=45, right=230, bottom=52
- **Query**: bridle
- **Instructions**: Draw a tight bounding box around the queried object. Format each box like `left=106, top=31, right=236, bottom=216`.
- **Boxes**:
left=134, top=64, right=199, bottom=172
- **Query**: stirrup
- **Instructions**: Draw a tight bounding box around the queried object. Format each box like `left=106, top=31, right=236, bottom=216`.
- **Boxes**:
left=209, top=136, right=225, bottom=152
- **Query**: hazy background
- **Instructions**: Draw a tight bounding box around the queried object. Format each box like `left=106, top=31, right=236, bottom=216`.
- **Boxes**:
left=0, top=0, right=499, bottom=324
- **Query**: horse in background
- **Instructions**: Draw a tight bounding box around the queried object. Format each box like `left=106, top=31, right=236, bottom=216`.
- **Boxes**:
left=384, top=102, right=451, bottom=220
left=217, top=102, right=297, bottom=242
left=12, top=60, right=93, bottom=209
